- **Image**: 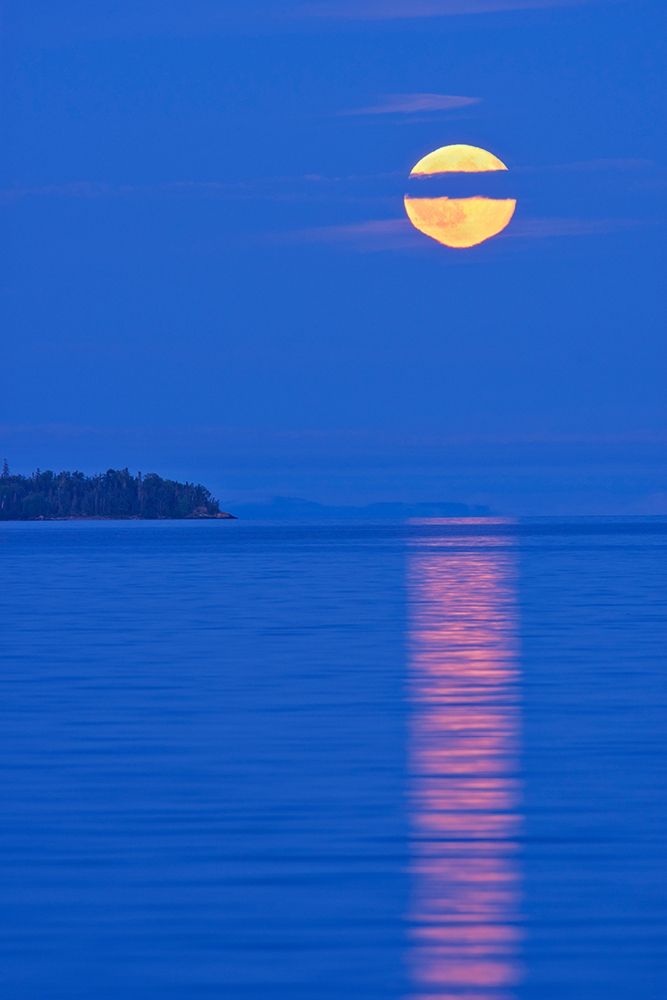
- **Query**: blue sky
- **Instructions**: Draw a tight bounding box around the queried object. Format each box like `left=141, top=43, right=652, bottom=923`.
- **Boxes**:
left=2, top=0, right=665, bottom=513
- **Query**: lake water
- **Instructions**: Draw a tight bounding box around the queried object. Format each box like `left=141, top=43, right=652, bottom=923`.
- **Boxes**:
left=1, top=519, right=666, bottom=999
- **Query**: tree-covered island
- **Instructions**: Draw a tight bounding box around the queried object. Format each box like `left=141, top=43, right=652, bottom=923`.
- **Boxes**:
left=0, top=464, right=235, bottom=520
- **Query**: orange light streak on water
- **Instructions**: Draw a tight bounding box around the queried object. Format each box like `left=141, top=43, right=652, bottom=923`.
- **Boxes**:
left=408, top=526, right=521, bottom=1000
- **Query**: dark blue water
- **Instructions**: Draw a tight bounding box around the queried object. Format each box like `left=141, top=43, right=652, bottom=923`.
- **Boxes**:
left=1, top=519, right=666, bottom=999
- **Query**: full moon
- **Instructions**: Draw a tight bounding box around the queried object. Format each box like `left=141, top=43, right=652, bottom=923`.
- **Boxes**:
left=404, top=144, right=517, bottom=249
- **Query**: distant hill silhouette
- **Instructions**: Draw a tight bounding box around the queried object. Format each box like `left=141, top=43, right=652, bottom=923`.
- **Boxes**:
left=0, top=465, right=233, bottom=520
left=232, top=496, right=492, bottom=521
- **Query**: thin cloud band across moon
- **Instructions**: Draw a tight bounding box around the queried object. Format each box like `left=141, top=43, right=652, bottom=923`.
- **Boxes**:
left=404, top=144, right=517, bottom=249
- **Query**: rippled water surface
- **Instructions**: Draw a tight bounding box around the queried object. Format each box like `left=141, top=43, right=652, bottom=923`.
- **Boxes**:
left=1, top=519, right=666, bottom=998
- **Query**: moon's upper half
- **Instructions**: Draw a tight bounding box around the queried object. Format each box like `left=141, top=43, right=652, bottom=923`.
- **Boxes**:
left=404, top=144, right=517, bottom=249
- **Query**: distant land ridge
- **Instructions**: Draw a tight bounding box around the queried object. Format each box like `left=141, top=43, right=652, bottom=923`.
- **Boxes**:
left=0, top=464, right=235, bottom=520
left=232, top=496, right=492, bottom=520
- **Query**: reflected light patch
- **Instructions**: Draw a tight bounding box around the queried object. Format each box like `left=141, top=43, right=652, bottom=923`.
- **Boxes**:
left=407, top=529, right=522, bottom=999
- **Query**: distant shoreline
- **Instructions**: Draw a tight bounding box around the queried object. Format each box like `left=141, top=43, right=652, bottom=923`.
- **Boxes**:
left=5, top=513, right=237, bottom=522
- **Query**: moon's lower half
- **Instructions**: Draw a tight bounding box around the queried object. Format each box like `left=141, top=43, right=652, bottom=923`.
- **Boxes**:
left=404, top=195, right=517, bottom=249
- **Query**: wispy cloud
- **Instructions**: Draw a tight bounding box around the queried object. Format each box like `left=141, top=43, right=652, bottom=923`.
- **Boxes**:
left=2, top=157, right=652, bottom=207
left=0, top=180, right=261, bottom=204
left=0, top=173, right=400, bottom=207
left=299, top=0, right=596, bottom=20
left=518, top=157, right=656, bottom=174
left=282, top=212, right=652, bottom=251
left=0, top=182, right=115, bottom=203
left=340, top=93, right=481, bottom=116
left=280, top=218, right=419, bottom=252
left=506, top=216, right=651, bottom=238
left=18, top=0, right=614, bottom=45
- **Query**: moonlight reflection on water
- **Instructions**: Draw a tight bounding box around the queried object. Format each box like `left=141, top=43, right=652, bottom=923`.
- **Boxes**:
left=408, top=522, right=522, bottom=999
